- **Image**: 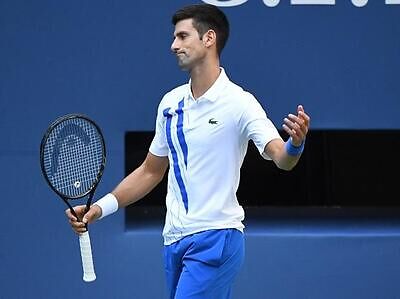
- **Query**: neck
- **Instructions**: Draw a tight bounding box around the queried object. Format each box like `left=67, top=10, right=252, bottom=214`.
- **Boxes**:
left=189, top=60, right=221, bottom=99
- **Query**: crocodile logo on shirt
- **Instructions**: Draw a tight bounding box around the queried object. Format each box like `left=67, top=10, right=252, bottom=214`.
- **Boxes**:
left=208, top=118, right=218, bottom=125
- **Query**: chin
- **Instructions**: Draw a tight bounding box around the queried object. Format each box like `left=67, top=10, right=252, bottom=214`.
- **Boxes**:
left=177, top=62, right=191, bottom=71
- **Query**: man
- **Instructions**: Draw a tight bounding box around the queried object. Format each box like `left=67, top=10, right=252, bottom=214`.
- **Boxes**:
left=66, top=4, right=310, bottom=299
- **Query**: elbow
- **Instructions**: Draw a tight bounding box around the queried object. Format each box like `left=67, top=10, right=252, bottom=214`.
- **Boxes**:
left=277, top=163, right=295, bottom=171
left=276, top=160, right=297, bottom=171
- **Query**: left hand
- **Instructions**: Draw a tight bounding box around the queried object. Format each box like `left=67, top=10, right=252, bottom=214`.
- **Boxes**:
left=282, top=105, right=310, bottom=146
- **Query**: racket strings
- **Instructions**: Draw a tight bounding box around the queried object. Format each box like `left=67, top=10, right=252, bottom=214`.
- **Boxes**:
left=42, top=118, right=104, bottom=198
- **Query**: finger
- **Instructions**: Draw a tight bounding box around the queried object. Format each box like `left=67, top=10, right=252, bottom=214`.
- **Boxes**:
left=75, top=226, right=88, bottom=234
left=73, top=205, right=87, bottom=214
left=298, top=111, right=310, bottom=126
left=65, top=208, right=77, bottom=221
left=284, top=116, right=302, bottom=133
left=69, top=218, right=85, bottom=228
left=297, top=108, right=310, bottom=120
left=82, top=205, right=102, bottom=225
left=82, top=212, right=91, bottom=224
left=296, top=104, right=310, bottom=125
left=288, top=113, right=309, bottom=138
left=68, top=219, right=87, bottom=234
left=283, top=118, right=305, bottom=142
left=282, top=124, right=297, bottom=138
left=287, top=114, right=304, bottom=127
left=71, top=205, right=87, bottom=220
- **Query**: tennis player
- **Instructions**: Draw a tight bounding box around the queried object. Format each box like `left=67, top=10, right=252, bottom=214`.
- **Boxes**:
left=66, top=4, right=310, bottom=298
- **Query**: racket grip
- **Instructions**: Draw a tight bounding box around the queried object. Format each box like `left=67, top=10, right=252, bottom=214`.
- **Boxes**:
left=79, top=231, right=96, bottom=282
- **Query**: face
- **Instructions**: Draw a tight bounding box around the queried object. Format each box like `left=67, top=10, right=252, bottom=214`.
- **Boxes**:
left=171, top=19, right=207, bottom=71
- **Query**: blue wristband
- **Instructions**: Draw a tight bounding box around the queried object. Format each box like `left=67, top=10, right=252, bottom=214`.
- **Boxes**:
left=285, top=138, right=305, bottom=156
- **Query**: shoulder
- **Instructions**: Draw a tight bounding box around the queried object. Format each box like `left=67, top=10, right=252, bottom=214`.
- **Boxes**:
left=154, top=84, right=188, bottom=118
left=221, top=79, right=270, bottom=124
left=223, top=79, right=260, bottom=110
left=159, top=84, right=188, bottom=107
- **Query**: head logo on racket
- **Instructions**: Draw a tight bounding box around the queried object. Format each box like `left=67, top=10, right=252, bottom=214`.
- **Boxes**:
left=50, top=123, right=91, bottom=176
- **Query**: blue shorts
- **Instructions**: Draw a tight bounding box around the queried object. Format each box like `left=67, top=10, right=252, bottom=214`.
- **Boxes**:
left=164, top=228, right=245, bottom=299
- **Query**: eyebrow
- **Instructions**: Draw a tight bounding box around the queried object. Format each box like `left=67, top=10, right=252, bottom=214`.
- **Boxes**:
left=174, top=30, right=190, bottom=38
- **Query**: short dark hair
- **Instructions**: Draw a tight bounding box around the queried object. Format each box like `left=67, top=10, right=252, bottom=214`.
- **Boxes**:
left=172, top=4, right=230, bottom=56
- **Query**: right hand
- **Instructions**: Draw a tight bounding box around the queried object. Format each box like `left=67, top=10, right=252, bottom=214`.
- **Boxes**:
left=65, top=204, right=102, bottom=234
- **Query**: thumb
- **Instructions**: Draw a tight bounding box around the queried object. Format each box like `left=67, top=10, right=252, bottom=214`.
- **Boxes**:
left=82, top=205, right=101, bottom=224
left=82, top=214, right=89, bottom=224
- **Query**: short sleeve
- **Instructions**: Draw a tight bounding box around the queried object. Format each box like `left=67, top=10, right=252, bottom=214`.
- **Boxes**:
left=239, top=94, right=282, bottom=160
left=149, top=101, right=169, bottom=157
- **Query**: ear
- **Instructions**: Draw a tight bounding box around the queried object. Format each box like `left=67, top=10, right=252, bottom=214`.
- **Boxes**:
left=202, top=29, right=217, bottom=48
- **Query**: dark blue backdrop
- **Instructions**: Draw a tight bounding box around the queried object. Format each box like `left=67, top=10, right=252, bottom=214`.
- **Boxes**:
left=1, top=1, right=400, bottom=298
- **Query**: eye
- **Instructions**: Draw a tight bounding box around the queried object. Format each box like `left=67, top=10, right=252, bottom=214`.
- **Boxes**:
left=176, top=32, right=188, bottom=40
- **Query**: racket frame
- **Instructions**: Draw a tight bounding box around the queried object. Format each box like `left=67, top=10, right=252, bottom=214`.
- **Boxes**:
left=39, top=113, right=106, bottom=282
left=40, top=113, right=106, bottom=201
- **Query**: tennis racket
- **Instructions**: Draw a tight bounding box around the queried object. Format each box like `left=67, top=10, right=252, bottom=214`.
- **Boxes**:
left=40, top=114, right=106, bottom=282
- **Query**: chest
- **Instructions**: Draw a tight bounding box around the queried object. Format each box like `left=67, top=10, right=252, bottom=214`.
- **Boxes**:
left=163, top=99, right=239, bottom=150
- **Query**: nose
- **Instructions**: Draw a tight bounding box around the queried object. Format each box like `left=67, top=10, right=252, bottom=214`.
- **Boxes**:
left=171, top=37, right=179, bottom=53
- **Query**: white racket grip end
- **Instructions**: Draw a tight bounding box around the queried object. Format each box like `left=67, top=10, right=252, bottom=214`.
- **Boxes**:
left=79, top=231, right=96, bottom=282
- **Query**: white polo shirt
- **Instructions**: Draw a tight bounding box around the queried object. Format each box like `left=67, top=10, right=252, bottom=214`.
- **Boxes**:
left=149, top=68, right=282, bottom=245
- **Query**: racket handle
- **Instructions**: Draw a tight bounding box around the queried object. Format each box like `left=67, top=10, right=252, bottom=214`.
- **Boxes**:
left=79, top=231, right=96, bottom=282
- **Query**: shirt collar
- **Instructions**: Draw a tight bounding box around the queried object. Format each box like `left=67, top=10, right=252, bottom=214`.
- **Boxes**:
left=187, top=67, right=229, bottom=102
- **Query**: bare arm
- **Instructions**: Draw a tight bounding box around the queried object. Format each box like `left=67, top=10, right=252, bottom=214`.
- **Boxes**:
left=265, top=105, right=310, bottom=171
left=66, top=152, right=168, bottom=233
left=111, top=152, right=169, bottom=208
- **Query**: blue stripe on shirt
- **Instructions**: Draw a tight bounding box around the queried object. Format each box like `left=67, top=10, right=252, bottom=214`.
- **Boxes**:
left=175, top=98, right=188, bottom=168
left=163, top=107, right=189, bottom=213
